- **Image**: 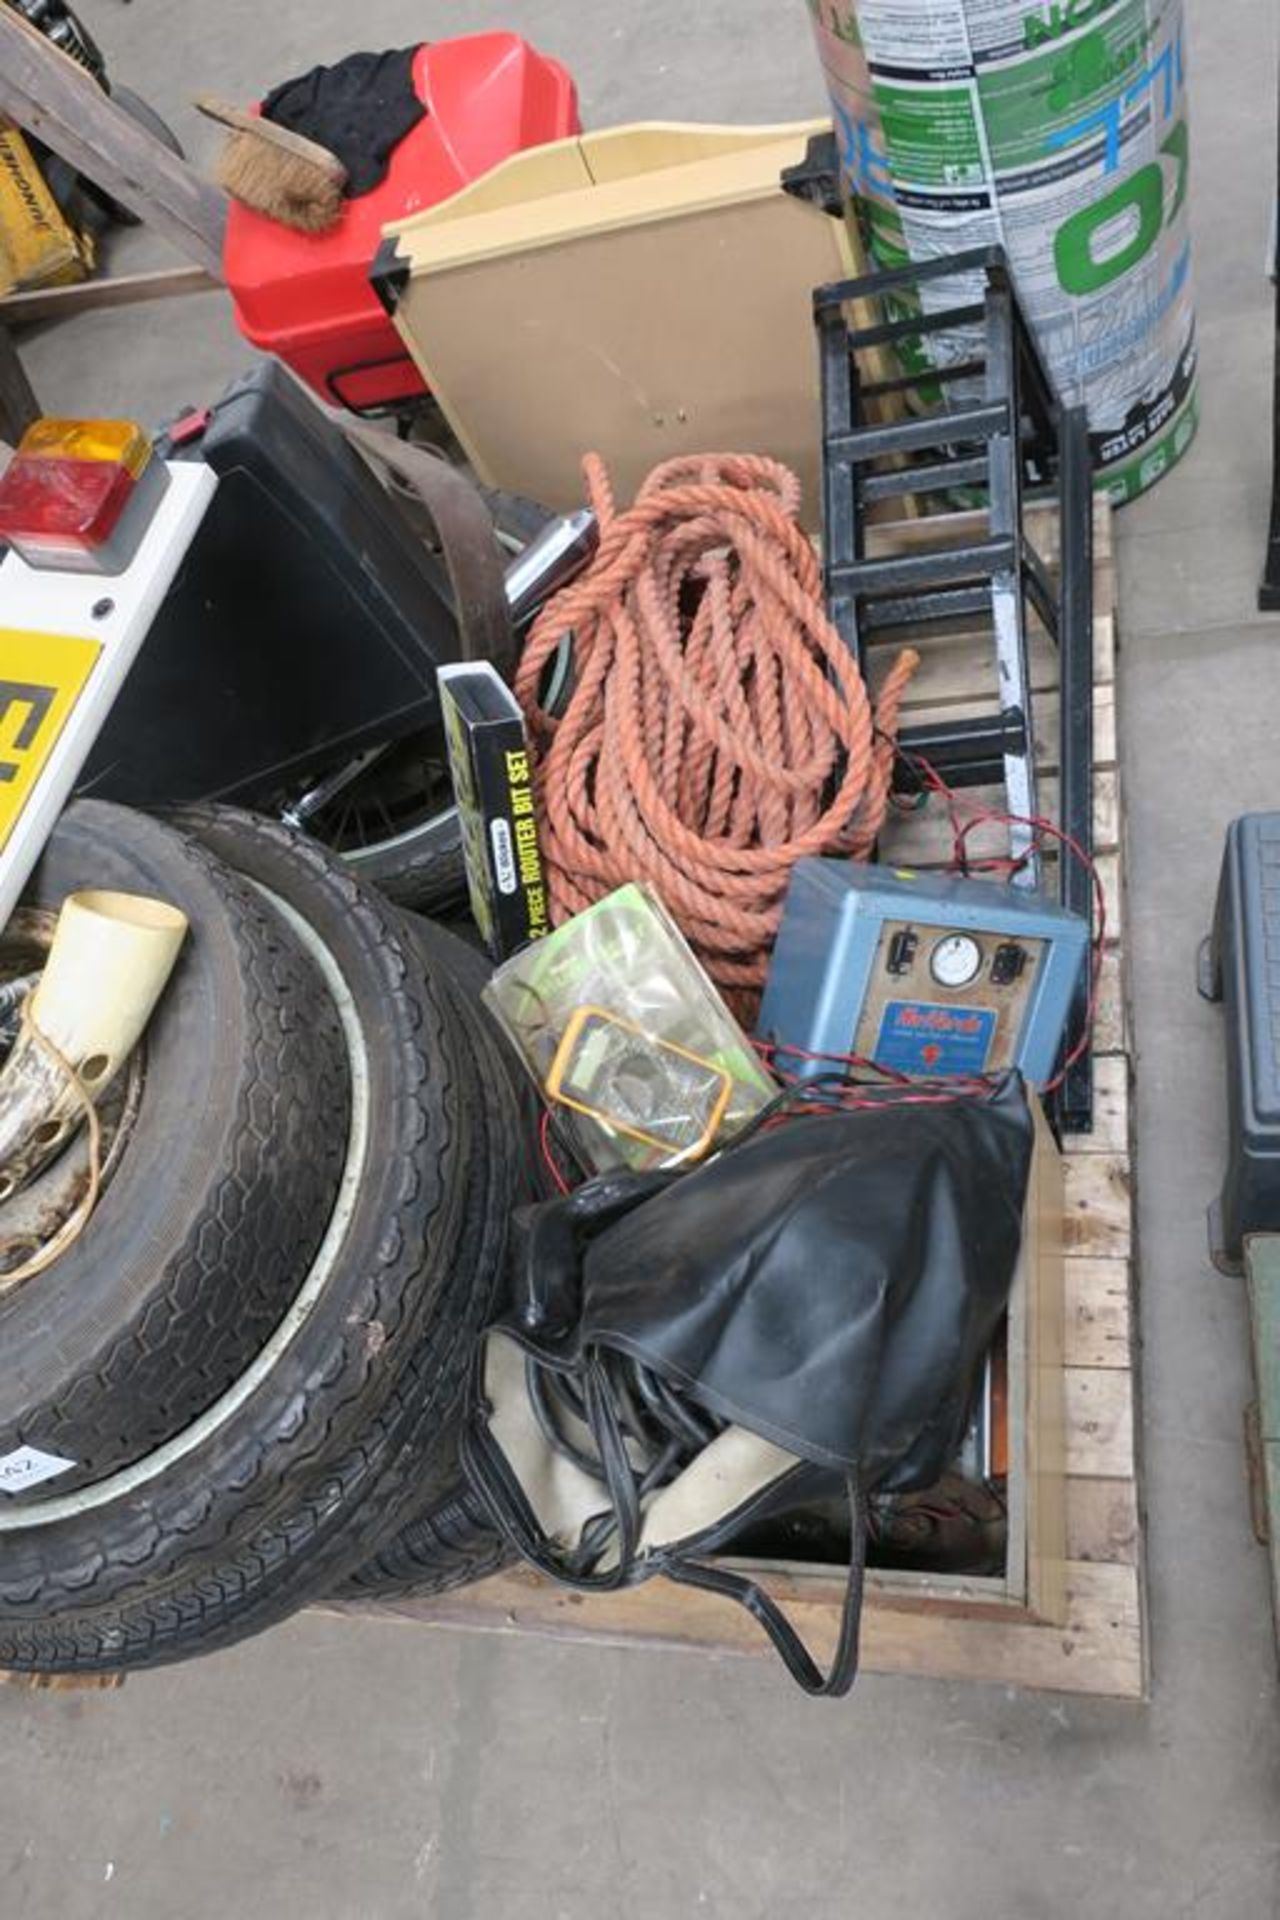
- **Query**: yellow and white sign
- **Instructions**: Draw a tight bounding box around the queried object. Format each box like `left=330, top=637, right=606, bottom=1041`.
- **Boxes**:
left=0, top=630, right=100, bottom=851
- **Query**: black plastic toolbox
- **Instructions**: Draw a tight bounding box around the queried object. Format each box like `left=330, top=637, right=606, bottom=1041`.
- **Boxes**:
left=76, top=362, right=460, bottom=810
left=1201, top=813, right=1280, bottom=1271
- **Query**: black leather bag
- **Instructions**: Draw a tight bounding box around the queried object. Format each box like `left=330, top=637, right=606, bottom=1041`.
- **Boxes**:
left=463, top=1074, right=1035, bottom=1696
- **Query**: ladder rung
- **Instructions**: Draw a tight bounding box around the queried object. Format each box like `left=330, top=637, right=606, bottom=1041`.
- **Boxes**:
left=859, top=585, right=995, bottom=630
left=842, top=301, right=987, bottom=354
left=829, top=536, right=1017, bottom=595
left=857, top=359, right=987, bottom=401
left=827, top=403, right=1010, bottom=464
left=861, top=454, right=990, bottom=503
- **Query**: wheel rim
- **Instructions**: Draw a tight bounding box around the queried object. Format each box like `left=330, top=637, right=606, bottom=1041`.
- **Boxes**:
left=306, top=737, right=458, bottom=863
left=290, top=519, right=530, bottom=869
left=0, top=910, right=143, bottom=1297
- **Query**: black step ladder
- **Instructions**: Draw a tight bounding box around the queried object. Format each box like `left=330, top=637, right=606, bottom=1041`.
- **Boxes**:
left=814, top=245, right=1096, bottom=1132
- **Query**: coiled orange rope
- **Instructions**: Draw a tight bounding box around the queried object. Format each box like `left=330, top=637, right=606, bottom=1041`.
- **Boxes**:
left=516, top=454, right=919, bottom=1013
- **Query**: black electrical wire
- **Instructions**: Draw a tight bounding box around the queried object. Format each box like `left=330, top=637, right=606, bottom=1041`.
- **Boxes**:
left=525, top=1358, right=607, bottom=1483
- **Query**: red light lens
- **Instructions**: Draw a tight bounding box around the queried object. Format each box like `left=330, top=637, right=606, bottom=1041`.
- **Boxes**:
left=0, top=455, right=135, bottom=558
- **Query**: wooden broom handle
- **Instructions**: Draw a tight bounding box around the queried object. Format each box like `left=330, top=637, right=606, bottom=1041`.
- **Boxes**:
left=193, top=95, right=346, bottom=182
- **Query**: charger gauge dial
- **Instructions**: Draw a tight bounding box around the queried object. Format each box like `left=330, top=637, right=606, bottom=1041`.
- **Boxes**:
left=929, top=933, right=982, bottom=989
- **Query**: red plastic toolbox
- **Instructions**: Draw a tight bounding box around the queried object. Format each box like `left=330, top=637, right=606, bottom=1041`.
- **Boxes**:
left=223, top=35, right=579, bottom=413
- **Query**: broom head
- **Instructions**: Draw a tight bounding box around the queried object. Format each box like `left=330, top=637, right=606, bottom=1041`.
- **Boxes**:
left=196, top=95, right=346, bottom=235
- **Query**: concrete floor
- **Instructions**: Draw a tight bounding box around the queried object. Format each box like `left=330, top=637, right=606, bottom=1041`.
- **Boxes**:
left=5, top=2, right=1280, bottom=1915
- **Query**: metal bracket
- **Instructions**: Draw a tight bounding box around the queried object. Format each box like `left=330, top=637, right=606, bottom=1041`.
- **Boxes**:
left=780, top=131, right=843, bottom=219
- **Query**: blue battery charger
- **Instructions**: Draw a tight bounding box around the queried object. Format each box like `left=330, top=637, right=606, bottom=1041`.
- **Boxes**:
left=758, top=859, right=1090, bottom=1086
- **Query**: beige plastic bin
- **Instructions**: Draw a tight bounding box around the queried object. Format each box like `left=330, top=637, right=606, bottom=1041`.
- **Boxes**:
left=381, top=120, right=857, bottom=528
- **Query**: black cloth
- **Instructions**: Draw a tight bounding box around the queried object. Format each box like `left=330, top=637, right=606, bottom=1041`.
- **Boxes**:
left=262, top=47, right=425, bottom=199
left=503, top=1073, right=1034, bottom=1497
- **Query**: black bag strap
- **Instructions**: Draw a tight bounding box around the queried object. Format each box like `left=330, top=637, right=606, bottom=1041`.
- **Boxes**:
left=332, top=415, right=517, bottom=679
left=462, top=1353, right=643, bottom=1592
left=463, top=1348, right=872, bottom=1695
left=653, top=1476, right=869, bottom=1698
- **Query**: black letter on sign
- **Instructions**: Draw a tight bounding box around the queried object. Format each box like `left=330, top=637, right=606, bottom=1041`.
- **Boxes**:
left=0, top=681, right=56, bottom=782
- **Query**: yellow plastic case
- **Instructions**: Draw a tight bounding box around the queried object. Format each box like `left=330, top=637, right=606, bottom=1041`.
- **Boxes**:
left=545, top=1005, right=733, bottom=1159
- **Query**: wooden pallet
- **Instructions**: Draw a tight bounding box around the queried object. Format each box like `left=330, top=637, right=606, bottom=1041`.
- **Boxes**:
left=6, top=500, right=1142, bottom=1700
left=337, top=496, right=1146, bottom=1700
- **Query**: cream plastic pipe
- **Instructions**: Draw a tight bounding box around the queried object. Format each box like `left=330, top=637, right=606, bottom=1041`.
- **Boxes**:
left=0, top=889, right=187, bottom=1200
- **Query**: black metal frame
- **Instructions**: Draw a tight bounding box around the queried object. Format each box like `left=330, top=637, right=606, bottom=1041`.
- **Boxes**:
left=814, top=245, right=1095, bottom=1131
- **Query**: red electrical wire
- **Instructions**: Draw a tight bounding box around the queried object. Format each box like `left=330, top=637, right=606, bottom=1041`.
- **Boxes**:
left=754, top=1036, right=910, bottom=1081
left=894, top=748, right=1107, bottom=1098
left=753, top=1038, right=994, bottom=1111
left=752, top=751, right=1108, bottom=1110
left=539, top=1109, right=572, bottom=1197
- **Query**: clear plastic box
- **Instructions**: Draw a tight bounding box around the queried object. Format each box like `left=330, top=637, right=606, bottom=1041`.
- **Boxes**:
left=483, top=883, right=777, bottom=1173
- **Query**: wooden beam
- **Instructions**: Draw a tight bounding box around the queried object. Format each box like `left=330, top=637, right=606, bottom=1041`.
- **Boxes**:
left=1, top=1669, right=124, bottom=1692
left=1064, top=1368, right=1136, bottom=1480
left=0, top=325, right=37, bottom=443
left=1064, top=1258, right=1132, bottom=1370
left=0, top=264, right=219, bottom=328
left=0, top=10, right=226, bottom=279
left=322, top=1557, right=1146, bottom=1700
